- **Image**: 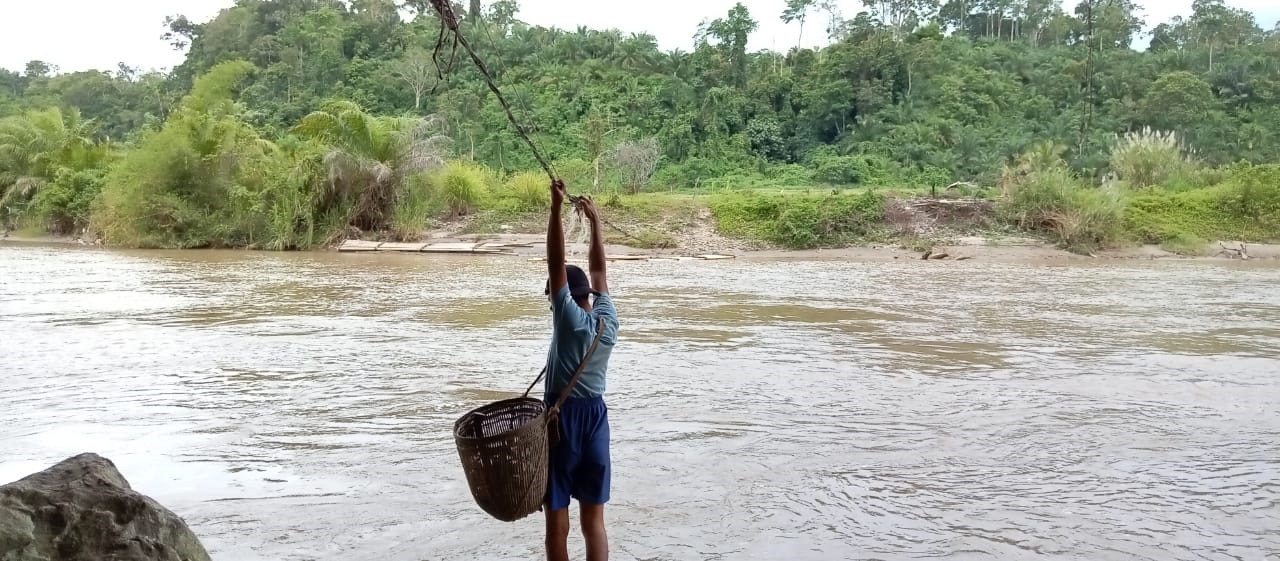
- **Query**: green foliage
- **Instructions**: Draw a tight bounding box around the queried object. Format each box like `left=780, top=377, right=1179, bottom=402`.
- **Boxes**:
left=432, top=160, right=490, bottom=217
left=1124, top=164, right=1280, bottom=243
left=0, top=106, right=107, bottom=232
left=291, top=100, right=450, bottom=232
left=388, top=172, right=436, bottom=241
left=998, top=165, right=1127, bottom=253
left=553, top=159, right=595, bottom=193
left=811, top=153, right=899, bottom=186
left=1108, top=128, right=1199, bottom=189
left=93, top=61, right=269, bottom=248
left=1160, top=231, right=1208, bottom=255
left=711, top=189, right=886, bottom=249
left=29, top=166, right=108, bottom=234
left=503, top=171, right=550, bottom=211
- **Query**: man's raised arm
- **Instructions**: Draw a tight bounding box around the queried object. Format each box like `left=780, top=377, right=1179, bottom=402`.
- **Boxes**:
left=581, top=197, right=608, bottom=295
left=547, top=179, right=568, bottom=296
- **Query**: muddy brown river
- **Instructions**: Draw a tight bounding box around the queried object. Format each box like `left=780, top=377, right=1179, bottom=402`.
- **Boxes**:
left=2, top=243, right=1278, bottom=561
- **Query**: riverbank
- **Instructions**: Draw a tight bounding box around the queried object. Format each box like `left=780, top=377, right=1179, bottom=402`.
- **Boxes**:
left=397, top=193, right=1280, bottom=261
left=8, top=230, right=1279, bottom=262
left=416, top=232, right=1280, bottom=261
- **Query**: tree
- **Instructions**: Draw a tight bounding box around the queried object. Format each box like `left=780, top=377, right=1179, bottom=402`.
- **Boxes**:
left=487, top=0, right=520, bottom=33
left=1188, top=0, right=1260, bottom=72
left=818, top=0, right=845, bottom=41
left=1073, top=0, right=1144, bottom=50
left=292, top=100, right=451, bottom=231
left=702, top=3, right=759, bottom=87
left=23, top=61, right=53, bottom=79
left=390, top=47, right=438, bottom=111
left=1141, top=71, right=1218, bottom=133
left=4, top=0, right=1280, bottom=252
left=782, top=0, right=817, bottom=50
left=581, top=108, right=616, bottom=191
left=0, top=106, right=102, bottom=231
left=607, top=137, right=661, bottom=193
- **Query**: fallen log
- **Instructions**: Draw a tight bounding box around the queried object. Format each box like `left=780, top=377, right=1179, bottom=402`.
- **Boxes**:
left=1216, top=242, right=1249, bottom=260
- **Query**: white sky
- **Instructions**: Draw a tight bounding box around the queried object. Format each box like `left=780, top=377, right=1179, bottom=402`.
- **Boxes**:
left=1, top=0, right=1276, bottom=74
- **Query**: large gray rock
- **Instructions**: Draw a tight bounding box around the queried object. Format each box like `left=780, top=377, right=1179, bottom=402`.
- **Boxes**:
left=0, top=453, right=211, bottom=561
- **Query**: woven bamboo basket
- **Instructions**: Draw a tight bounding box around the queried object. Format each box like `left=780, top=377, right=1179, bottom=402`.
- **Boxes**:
left=454, top=396, right=549, bottom=522
left=454, top=317, right=605, bottom=522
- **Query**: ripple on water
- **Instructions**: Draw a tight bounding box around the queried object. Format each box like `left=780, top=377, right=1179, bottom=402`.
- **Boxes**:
left=1, top=245, right=1278, bottom=561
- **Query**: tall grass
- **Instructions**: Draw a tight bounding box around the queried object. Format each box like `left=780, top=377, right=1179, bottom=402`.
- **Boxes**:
left=502, top=171, right=550, bottom=211
left=388, top=172, right=437, bottom=241
left=998, top=165, right=1126, bottom=253
left=432, top=160, right=489, bottom=217
left=1108, top=127, right=1199, bottom=189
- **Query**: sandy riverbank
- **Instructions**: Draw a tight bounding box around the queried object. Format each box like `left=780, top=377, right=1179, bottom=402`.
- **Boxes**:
left=5, top=232, right=1278, bottom=263
left=420, top=231, right=1280, bottom=262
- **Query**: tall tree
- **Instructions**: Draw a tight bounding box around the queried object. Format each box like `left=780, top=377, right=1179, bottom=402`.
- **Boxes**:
left=782, top=0, right=817, bottom=50
left=391, top=47, right=438, bottom=111
left=702, top=3, right=759, bottom=87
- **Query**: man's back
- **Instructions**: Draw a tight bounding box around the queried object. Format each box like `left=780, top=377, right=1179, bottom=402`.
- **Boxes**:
left=545, top=284, right=618, bottom=399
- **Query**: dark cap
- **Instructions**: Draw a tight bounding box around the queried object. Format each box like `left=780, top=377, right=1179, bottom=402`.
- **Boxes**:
left=545, top=264, right=599, bottom=299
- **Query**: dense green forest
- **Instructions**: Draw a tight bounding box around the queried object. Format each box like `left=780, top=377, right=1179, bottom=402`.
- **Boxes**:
left=1, top=0, right=1278, bottom=251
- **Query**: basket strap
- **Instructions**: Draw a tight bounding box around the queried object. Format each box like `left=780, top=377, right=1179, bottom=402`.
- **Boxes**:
left=522, top=366, right=547, bottom=399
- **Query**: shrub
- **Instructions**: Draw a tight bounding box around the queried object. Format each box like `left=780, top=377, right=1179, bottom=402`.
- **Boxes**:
left=998, top=166, right=1126, bottom=252
left=553, top=158, right=594, bottom=192
left=502, top=171, right=550, bottom=211
left=811, top=154, right=899, bottom=185
left=711, top=189, right=886, bottom=249
left=1123, top=163, right=1280, bottom=243
left=388, top=172, right=438, bottom=241
left=1108, top=127, right=1199, bottom=189
left=29, top=167, right=107, bottom=235
left=432, top=160, right=489, bottom=217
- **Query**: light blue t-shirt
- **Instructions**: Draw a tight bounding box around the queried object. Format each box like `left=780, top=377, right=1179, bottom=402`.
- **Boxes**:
left=545, top=285, right=618, bottom=399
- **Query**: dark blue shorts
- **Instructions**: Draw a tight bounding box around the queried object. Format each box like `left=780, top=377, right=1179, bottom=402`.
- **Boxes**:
left=544, top=394, right=611, bottom=510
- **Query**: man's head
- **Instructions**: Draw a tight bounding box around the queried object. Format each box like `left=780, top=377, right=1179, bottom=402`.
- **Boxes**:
left=546, top=264, right=598, bottom=310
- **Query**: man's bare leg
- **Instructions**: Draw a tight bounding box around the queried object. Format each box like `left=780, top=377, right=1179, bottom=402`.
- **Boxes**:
left=545, top=506, right=570, bottom=561
left=580, top=502, right=608, bottom=561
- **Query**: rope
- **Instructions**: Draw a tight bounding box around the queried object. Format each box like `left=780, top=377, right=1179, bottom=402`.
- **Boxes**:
left=427, top=3, right=643, bottom=242
left=564, top=195, right=642, bottom=241
left=429, top=1, right=557, bottom=182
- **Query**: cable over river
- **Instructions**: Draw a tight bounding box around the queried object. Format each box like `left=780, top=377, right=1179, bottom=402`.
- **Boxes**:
left=1, top=243, right=1278, bottom=561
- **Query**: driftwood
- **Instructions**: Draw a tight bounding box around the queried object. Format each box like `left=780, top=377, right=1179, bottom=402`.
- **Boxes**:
left=1216, top=242, right=1250, bottom=260
left=886, top=196, right=995, bottom=237
left=906, top=198, right=993, bottom=215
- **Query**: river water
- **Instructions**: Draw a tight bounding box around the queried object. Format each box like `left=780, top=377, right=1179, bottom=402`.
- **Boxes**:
left=1, top=243, right=1278, bottom=561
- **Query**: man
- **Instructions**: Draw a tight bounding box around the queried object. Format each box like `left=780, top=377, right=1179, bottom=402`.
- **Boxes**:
left=543, top=179, right=618, bottom=561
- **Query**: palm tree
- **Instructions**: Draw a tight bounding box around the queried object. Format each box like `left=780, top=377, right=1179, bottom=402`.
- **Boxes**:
left=291, top=100, right=450, bottom=232
left=0, top=107, right=101, bottom=229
